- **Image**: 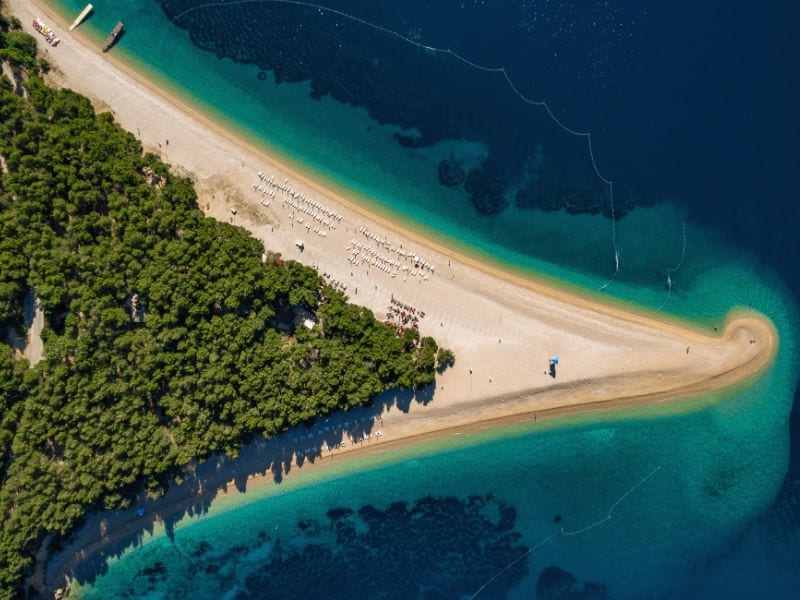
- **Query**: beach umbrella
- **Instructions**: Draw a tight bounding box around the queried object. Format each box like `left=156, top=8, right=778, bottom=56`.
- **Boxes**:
left=550, top=356, right=559, bottom=364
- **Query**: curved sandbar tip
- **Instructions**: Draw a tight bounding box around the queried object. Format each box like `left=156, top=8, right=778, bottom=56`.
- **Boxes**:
left=19, top=0, right=783, bottom=489
left=715, top=311, right=779, bottom=378
left=22, top=0, right=782, bottom=434
left=23, top=2, right=788, bottom=589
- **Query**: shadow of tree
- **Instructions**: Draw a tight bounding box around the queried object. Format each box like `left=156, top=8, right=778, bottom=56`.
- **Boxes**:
left=47, top=382, right=438, bottom=592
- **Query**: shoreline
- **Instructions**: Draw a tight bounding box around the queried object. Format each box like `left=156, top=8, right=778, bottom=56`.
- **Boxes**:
left=48, top=311, right=776, bottom=596
left=11, top=0, right=782, bottom=594
left=23, top=3, right=778, bottom=385
left=213, top=311, right=781, bottom=495
left=35, top=0, right=722, bottom=337
left=212, top=317, right=777, bottom=498
left=48, top=309, right=776, bottom=595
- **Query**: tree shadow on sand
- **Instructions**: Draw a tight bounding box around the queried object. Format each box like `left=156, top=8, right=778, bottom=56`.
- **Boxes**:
left=45, top=383, right=437, bottom=593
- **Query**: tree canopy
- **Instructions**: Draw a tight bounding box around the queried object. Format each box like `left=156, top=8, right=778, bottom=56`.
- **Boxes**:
left=0, top=36, right=451, bottom=596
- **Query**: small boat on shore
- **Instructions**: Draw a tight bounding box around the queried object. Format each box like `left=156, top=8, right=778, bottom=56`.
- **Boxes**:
left=102, top=21, right=123, bottom=52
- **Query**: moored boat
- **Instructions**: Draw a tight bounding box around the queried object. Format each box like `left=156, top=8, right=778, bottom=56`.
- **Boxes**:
left=102, top=21, right=123, bottom=52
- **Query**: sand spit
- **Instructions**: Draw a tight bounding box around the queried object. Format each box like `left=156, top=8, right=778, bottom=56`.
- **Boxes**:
left=8, top=1, right=779, bottom=594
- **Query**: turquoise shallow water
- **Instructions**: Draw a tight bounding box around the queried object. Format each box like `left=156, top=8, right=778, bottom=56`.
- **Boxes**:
left=40, top=1, right=800, bottom=597
left=68, top=286, right=799, bottom=598
left=46, top=0, right=694, bottom=307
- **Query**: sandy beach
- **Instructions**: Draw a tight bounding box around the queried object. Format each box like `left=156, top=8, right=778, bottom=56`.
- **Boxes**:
left=10, top=0, right=780, bottom=593
left=17, top=0, right=780, bottom=493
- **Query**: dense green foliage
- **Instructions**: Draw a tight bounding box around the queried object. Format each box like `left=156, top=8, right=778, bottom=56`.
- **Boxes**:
left=0, top=11, right=39, bottom=72
left=0, top=62, right=450, bottom=595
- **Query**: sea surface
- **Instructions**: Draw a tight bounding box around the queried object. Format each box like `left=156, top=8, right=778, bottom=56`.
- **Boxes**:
left=43, top=1, right=800, bottom=598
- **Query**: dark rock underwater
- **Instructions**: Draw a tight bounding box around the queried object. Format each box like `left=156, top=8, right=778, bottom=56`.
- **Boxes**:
left=130, top=1, right=800, bottom=597
left=156, top=0, right=645, bottom=221
left=119, top=495, right=531, bottom=599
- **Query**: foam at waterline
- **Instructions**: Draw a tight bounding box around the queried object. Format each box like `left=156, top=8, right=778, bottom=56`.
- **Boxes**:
left=156, top=0, right=627, bottom=289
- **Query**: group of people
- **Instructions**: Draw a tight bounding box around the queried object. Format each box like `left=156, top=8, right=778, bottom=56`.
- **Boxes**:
left=322, top=271, right=347, bottom=293
left=387, top=296, right=426, bottom=330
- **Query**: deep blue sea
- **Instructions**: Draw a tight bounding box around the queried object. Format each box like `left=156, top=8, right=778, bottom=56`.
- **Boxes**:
left=42, top=1, right=800, bottom=598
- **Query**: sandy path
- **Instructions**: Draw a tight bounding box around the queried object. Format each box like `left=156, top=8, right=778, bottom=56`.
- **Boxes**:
left=9, top=1, right=779, bottom=593
left=24, top=292, right=45, bottom=367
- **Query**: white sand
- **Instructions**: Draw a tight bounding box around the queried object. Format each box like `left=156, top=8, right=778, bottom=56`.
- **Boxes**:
left=14, top=2, right=779, bottom=593
left=13, top=0, right=777, bottom=453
